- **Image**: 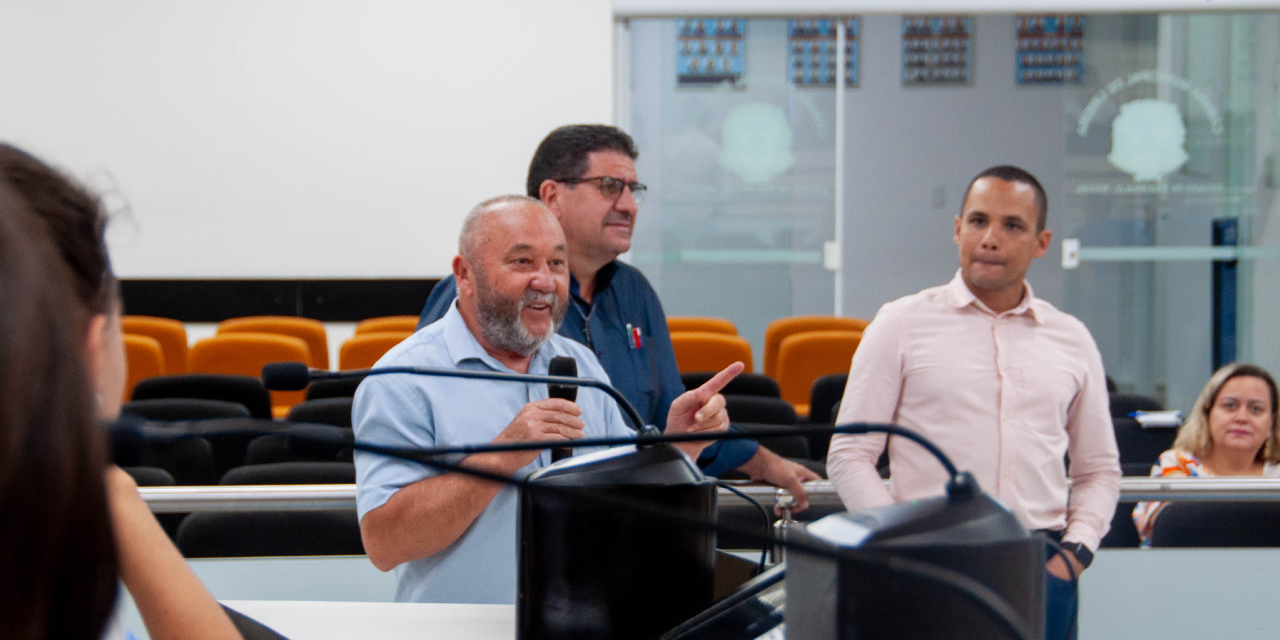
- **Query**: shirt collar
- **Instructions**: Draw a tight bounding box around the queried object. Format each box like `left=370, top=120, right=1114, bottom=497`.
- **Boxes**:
left=945, top=269, right=1041, bottom=323
left=439, top=300, right=555, bottom=373
left=569, top=260, right=620, bottom=305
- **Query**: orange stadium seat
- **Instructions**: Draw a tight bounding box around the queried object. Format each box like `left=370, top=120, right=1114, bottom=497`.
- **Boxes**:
left=775, top=330, right=862, bottom=417
left=667, top=316, right=737, bottom=335
left=190, top=333, right=311, bottom=417
left=355, top=315, right=420, bottom=335
left=340, top=332, right=411, bottom=370
left=670, top=332, right=754, bottom=374
left=218, top=316, right=330, bottom=370
left=122, top=315, right=189, bottom=374
left=123, top=334, right=165, bottom=401
left=763, top=315, right=870, bottom=378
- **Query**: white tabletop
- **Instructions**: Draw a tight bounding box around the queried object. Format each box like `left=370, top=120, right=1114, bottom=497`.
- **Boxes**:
left=220, top=600, right=515, bottom=640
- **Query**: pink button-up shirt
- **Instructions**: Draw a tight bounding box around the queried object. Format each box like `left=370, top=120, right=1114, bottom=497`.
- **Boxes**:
left=827, top=271, right=1121, bottom=550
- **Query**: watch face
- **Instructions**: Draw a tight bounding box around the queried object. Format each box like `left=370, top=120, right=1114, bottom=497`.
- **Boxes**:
left=1064, top=542, right=1093, bottom=568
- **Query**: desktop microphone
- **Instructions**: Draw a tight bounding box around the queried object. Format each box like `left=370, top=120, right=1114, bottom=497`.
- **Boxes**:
left=261, top=361, right=654, bottom=437
left=547, top=356, right=577, bottom=463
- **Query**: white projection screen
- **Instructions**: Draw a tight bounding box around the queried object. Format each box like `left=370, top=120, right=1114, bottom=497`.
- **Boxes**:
left=0, top=1, right=613, bottom=278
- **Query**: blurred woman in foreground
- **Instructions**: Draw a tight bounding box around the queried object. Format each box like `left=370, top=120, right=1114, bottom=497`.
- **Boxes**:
left=0, top=181, right=119, bottom=639
left=1133, top=362, right=1280, bottom=546
left=0, top=145, right=239, bottom=639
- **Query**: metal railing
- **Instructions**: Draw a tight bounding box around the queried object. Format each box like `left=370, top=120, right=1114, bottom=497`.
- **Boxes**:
left=138, top=478, right=1280, bottom=513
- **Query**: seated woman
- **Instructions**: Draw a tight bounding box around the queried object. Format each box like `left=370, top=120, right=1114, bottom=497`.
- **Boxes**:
left=1133, top=363, right=1280, bottom=546
left=0, top=144, right=240, bottom=639
left=0, top=179, right=122, bottom=639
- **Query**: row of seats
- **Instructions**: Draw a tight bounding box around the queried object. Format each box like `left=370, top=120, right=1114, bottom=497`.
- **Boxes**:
left=122, top=460, right=362, bottom=558
left=667, top=315, right=869, bottom=415
left=134, top=456, right=1280, bottom=557
left=122, top=366, right=1164, bottom=486
left=122, top=314, right=420, bottom=416
left=128, top=373, right=360, bottom=421
left=114, top=311, right=1218, bottom=557
left=122, top=311, right=868, bottom=418
left=119, top=368, right=1266, bottom=554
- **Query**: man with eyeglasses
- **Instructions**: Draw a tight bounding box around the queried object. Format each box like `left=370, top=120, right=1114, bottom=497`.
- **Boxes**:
left=418, top=125, right=819, bottom=507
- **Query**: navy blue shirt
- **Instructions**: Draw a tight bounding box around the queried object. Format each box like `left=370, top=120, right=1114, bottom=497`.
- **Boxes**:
left=417, top=262, right=759, bottom=476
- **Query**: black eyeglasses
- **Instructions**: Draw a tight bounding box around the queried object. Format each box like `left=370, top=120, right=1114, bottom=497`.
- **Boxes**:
left=554, top=176, right=647, bottom=205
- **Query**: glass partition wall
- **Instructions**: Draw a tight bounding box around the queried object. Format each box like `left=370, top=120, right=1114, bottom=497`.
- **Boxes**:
left=626, top=19, right=840, bottom=370
left=621, top=12, right=1280, bottom=412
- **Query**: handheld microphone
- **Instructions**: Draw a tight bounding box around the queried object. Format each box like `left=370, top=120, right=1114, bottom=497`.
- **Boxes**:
left=547, top=356, right=578, bottom=462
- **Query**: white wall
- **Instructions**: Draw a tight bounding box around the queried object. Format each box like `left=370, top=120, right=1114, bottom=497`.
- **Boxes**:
left=840, top=14, right=1066, bottom=318
left=0, top=0, right=613, bottom=278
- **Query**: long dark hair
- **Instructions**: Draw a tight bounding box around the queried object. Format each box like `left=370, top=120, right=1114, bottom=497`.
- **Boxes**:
left=0, top=144, right=116, bottom=316
left=0, top=185, right=118, bottom=638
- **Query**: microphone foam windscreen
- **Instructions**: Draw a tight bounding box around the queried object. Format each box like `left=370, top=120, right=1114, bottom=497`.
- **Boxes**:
left=261, top=361, right=312, bottom=391
left=548, top=356, right=578, bottom=403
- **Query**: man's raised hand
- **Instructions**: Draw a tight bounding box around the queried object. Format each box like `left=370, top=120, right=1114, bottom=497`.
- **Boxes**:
left=665, top=362, right=744, bottom=459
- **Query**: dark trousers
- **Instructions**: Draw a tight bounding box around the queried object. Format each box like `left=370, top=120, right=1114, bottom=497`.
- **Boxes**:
left=1045, top=569, right=1078, bottom=640
left=1037, top=529, right=1079, bottom=640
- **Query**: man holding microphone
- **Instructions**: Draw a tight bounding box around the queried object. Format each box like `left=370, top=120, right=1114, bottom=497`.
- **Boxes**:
left=355, top=195, right=741, bottom=604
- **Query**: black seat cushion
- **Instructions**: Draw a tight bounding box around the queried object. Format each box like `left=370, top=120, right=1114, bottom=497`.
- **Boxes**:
left=120, top=427, right=218, bottom=486
left=1151, top=502, right=1280, bottom=547
left=122, top=466, right=176, bottom=486
left=1112, top=417, right=1177, bottom=468
left=122, top=398, right=251, bottom=421
left=1099, top=501, right=1141, bottom=548
left=682, top=372, right=781, bottom=398
left=221, top=462, right=356, bottom=485
left=1109, top=393, right=1163, bottom=418
left=807, top=373, right=848, bottom=425
left=728, top=422, right=809, bottom=460
left=177, top=510, right=364, bottom=557
left=1122, top=462, right=1155, bottom=476
left=166, top=418, right=290, bottom=479
left=132, top=374, right=273, bottom=419
left=287, top=397, right=354, bottom=427
left=244, top=424, right=355, bottom=465
left=807, top=401, right=842, bottom=462
left=724, top=395, right=797, bottom=426
left=305, top=375, right=367, bottom=400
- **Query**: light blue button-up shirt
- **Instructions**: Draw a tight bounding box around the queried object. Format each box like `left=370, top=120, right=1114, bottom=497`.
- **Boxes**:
left=353, top=301, right=632, bottom=604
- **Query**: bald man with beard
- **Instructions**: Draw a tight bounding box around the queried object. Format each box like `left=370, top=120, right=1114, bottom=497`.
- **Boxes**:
left=354, top=195, right=742, bottom=604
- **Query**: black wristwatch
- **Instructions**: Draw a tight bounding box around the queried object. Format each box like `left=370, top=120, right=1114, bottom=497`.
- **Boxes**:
left=1059, top=541, right=1094, bottom=569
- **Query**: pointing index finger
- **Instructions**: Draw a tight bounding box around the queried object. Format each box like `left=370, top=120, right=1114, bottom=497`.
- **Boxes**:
left=694, top=362, right=745, bottom=399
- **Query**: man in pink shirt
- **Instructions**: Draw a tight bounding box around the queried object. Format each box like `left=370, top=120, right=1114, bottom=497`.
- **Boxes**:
left=826, top=165, right=1120, bottom=640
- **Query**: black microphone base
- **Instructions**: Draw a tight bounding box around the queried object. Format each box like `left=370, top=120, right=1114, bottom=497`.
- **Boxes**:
left=518, top=445, right=717, bottom=640
left=787, top=493, right=1045, bottom=640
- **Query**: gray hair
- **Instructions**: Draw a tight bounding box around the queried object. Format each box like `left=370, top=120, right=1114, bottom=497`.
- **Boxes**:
left=458, top=194, right=546, bottom=264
